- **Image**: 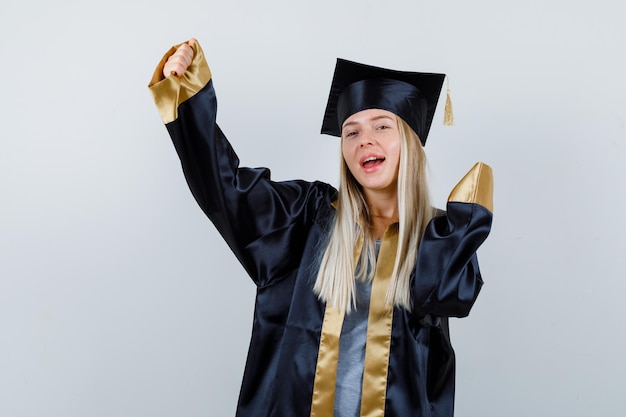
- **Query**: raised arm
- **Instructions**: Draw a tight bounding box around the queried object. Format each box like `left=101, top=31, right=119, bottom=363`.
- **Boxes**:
left=148, top=40, right=335, bottom=286
left=412, top=162, right=494, bottom=318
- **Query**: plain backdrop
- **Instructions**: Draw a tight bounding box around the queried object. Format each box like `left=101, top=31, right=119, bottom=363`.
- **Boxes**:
left=1, top=1, right=625, bottom=416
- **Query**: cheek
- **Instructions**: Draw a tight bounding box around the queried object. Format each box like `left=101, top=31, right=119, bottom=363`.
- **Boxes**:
left=392, top=145, right=402, bottom=164
left=388, top=143, right=402, bottom=174
left=341, top=142, right=356, bottom=165
left=390, top=138, right=402, bottom=162
left=341, top=146, right=360, bottom=178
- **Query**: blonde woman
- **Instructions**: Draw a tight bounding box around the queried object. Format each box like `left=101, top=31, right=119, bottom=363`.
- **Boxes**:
left=149, top=39, right=493, bottom=417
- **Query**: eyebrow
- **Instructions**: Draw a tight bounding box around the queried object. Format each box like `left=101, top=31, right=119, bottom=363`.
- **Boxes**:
left=342, top=115, right=395, bottom=129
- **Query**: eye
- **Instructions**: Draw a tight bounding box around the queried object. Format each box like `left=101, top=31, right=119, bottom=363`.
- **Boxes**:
left=344, top=130, right=358, bottom=138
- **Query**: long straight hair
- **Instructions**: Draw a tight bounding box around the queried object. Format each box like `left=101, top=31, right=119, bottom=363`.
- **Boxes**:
left=313, top=117, right=435, bottom=313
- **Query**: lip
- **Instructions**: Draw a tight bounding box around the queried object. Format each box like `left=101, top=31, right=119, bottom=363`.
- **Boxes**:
left=359, top=152, right=386, bottom=166
left=358, top=152, right=386, bottom=174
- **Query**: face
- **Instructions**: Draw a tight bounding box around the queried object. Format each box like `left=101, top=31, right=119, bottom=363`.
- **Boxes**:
left=341, top=109, right=401, bottom=197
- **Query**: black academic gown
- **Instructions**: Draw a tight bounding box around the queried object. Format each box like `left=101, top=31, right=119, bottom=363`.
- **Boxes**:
left=149, top=42, right=493, bottom=417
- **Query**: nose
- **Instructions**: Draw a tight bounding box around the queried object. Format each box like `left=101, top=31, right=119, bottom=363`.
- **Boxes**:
left=359, top=131, right=374, bottom=148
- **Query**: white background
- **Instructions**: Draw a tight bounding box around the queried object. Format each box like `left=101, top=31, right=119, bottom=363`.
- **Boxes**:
left=1, top=1, right=625, bottom=416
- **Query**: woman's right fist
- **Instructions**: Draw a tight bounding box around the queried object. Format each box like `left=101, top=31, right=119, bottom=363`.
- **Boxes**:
left=163, top=38, right=197, bottom=78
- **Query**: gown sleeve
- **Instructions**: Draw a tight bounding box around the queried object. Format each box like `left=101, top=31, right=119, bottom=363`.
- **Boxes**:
left=148, top=41, right=336, bottom=287
left=411, top=162, right=494, bottom=318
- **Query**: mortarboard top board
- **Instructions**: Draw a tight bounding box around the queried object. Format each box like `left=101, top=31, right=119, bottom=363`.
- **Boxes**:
left=321, top=58, right=446, bottom=145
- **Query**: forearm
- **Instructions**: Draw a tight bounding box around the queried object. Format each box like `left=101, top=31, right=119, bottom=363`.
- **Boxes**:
left=147, top=41, right=334, bottom=284
left=412, top=162, right=494, bottom=318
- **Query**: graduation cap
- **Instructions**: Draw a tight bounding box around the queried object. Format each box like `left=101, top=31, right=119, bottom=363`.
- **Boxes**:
left=321, top=58, right=450, bottom=145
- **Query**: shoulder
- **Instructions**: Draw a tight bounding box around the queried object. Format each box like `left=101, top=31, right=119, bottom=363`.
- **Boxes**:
left=309, top=181, right=337, bottom=227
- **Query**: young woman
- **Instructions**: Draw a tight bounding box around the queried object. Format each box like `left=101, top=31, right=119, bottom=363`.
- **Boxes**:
left=149, top=39, right=493, bottom=417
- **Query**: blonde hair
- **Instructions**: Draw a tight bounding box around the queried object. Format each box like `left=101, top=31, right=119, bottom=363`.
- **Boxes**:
left=314, top=117, right=435, bottom=313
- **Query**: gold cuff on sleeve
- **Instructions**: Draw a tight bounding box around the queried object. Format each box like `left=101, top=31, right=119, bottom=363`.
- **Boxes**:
left=148, top=41, right=212, bottom=124
left=447, top=162, right=494, bottom=213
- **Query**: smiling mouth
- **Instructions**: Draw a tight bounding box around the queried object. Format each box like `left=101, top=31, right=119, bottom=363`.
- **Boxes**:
left=362, top=156, right=385, bottom=167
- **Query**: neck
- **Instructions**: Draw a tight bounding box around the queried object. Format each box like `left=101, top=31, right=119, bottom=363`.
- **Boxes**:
left=365, top=190, right=399, bottom=240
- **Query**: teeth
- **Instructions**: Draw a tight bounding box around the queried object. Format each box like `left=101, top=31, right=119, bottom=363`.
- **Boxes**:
left=363, top=156, right=378, bottom=163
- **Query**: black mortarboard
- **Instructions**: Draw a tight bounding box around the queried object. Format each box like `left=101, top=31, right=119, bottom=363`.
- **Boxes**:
left=321, top=58, right=446, bottom=145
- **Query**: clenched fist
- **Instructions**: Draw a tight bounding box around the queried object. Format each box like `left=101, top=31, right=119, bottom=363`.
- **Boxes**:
left=163, top=38, right=197, bottom=78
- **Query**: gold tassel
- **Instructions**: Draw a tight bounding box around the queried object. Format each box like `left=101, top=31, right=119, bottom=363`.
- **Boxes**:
left=444, top=76, right=454, bottom=126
